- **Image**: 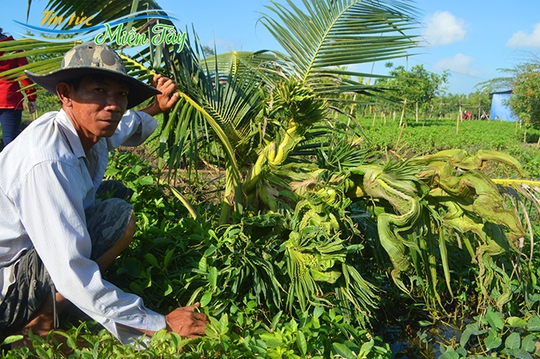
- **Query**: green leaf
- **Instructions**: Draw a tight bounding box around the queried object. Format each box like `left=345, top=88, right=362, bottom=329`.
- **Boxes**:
left=506, top=316, right=528, bottom=328
left=1, top=335, right=23, bottom=345
left=296, top=330, right=307, bottom=356
left=313, top=306, right=324, bottom=318
left=198, top=256, right=207, bottom=272
left=521, top=334, right=537, bottom=353
left=259, top=333, right=284, bottom=348
left=502, top=348, right=534, bottom=359
left=270, top=311, right=283, bottom=331
left=129, top=281, right=144, bottom=296
left=527, top=315, right=540, bottom=331
left=164, top=249, right=175, bottom=269
left=460, top=323, right=486, bottom=348
left=144, top=253, right=159, bottom=267
left=310, top=269, right=341, bottom=283
left=219, top=313, right=229, bottom=334
left=332, top=343, right=357, bottom=359
left=208, top=266, right=218, bottom=290
left=138, top=175, right=154, bottom=186
left=246, top=300, right=257, bottom=310
left=35, top=345, right=52, bottom=359
left=439, top=351, right=461, bottom=359
left=164, top=284, right=173, bottom=296
left=122, top=257, right=143, bottom=278
left=200, top=291, right=212, bottom=307
left=358, top=339, right=375, bottom=357
left=484, top=329, right=502, bottom=350
left=486, top=309, right=503, bottom=330
left=505, top=332, right=521, bottom=350
left=203, top=245, right=218, bottom=257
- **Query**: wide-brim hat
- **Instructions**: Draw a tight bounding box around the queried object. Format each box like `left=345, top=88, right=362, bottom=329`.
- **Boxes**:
left=25, top=43, right=160, bottom=109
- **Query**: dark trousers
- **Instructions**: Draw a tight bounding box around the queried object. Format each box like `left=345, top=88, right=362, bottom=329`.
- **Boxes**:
left=0, top=181, right=134, bottom=337
left=0, top=109, right=22, bottom=147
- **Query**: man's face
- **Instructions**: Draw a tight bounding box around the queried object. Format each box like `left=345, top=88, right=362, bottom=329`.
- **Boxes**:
left=66, top=75, right=129, bottom=140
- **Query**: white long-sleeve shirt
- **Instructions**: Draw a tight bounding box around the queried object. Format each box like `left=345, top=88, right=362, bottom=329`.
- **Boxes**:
left=0, top=109, right=166, bottom=343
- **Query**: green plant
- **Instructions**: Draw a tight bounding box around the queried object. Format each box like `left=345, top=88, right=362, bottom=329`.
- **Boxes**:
left=439, top=307, right=540, bottom=358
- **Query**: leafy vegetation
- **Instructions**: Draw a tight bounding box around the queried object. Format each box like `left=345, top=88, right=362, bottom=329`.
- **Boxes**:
left=1, top=0, right=540, bottom=358
left=2, top=129, right=540, bottom=357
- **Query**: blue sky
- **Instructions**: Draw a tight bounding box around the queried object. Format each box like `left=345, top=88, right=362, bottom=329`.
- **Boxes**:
left=1, top=0, right=540, bottom=94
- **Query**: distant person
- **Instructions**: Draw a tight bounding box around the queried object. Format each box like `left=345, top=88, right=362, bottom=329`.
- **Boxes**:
left=0, top=28, right=37, bottom=147
left=480, top=111, right=487, bottom=120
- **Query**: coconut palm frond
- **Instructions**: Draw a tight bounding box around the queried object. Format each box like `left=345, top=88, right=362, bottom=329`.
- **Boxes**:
left=201, top=51, right=280, bottom=80
left=0, top=39, right=76, bottom=81
left=260, top=0, right=419, bottom=94
left=494, top=178, right=540, bottom=269
left=340, top=149, right=535, bottom=309
left=494, top=178, right=540, bottom=215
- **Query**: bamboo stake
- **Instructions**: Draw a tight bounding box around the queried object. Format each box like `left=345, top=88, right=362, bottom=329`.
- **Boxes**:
left=456, top=104, right=462, bottom=134
left=395, top=121, right=406, bottom=149
left=399, top=99, right=407, bottom=127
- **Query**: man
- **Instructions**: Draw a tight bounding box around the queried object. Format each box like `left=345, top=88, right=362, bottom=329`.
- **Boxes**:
left=0, top=43, right=208, bottom=346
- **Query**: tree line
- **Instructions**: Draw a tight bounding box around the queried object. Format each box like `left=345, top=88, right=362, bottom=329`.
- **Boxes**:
left=355, top=60, right=540, bottom=127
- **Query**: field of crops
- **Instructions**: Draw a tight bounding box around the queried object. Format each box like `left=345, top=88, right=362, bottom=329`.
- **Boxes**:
left=3, top=115, right=539, bottom=358
left=358, top=116, right=540, bottom=178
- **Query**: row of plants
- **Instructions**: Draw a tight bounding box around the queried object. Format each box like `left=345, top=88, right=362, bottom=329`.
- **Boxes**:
left=356, top=116, right=540, bottom=178
left=359, top=116, right=539, bottom=152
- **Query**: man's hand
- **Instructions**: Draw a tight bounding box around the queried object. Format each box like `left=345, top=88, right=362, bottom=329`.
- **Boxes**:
left=141, top=75, right=180, bottom=117
left=165, top=302, right=209, bottom=337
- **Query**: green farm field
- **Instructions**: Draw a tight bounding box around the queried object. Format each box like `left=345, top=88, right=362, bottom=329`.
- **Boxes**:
left=357, top=116, right=540, bottom=178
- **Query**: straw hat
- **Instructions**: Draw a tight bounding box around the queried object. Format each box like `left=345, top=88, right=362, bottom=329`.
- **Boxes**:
left=25, top=43, right=160, bottom=109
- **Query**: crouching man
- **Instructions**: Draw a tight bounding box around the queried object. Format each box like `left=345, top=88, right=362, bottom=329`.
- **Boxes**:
left=0, top=43, right=208, bottom=347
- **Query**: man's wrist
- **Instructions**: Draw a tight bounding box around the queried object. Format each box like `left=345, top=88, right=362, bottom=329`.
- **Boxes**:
left=140, top=103, right=162, bottom=117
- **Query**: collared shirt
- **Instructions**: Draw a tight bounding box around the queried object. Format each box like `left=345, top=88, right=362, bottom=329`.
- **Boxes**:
left=0, top=109, right=166, bottom=343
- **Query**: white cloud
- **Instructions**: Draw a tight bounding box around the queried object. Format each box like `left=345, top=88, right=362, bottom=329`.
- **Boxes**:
left=435, top=53, right=478, bottom=77
left=507, top=23, right=540, bottom=48
left=422, top=11, right=467, bottom=46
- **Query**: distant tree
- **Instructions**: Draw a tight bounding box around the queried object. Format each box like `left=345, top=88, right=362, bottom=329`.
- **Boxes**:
left=465, top=89, right=491, bottom=119
left=507, top=63, right=540, bottom=129
left=376, top=64, right=448, bottom=121
left=476, top=75, right=514, bottom=93
left=438, top=92, right=467, bottom=118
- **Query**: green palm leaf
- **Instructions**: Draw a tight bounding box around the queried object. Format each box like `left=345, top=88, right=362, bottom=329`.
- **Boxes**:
left=260, top=0, right=419, bottom=94
left=0, top=39, right=75, bottom=81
